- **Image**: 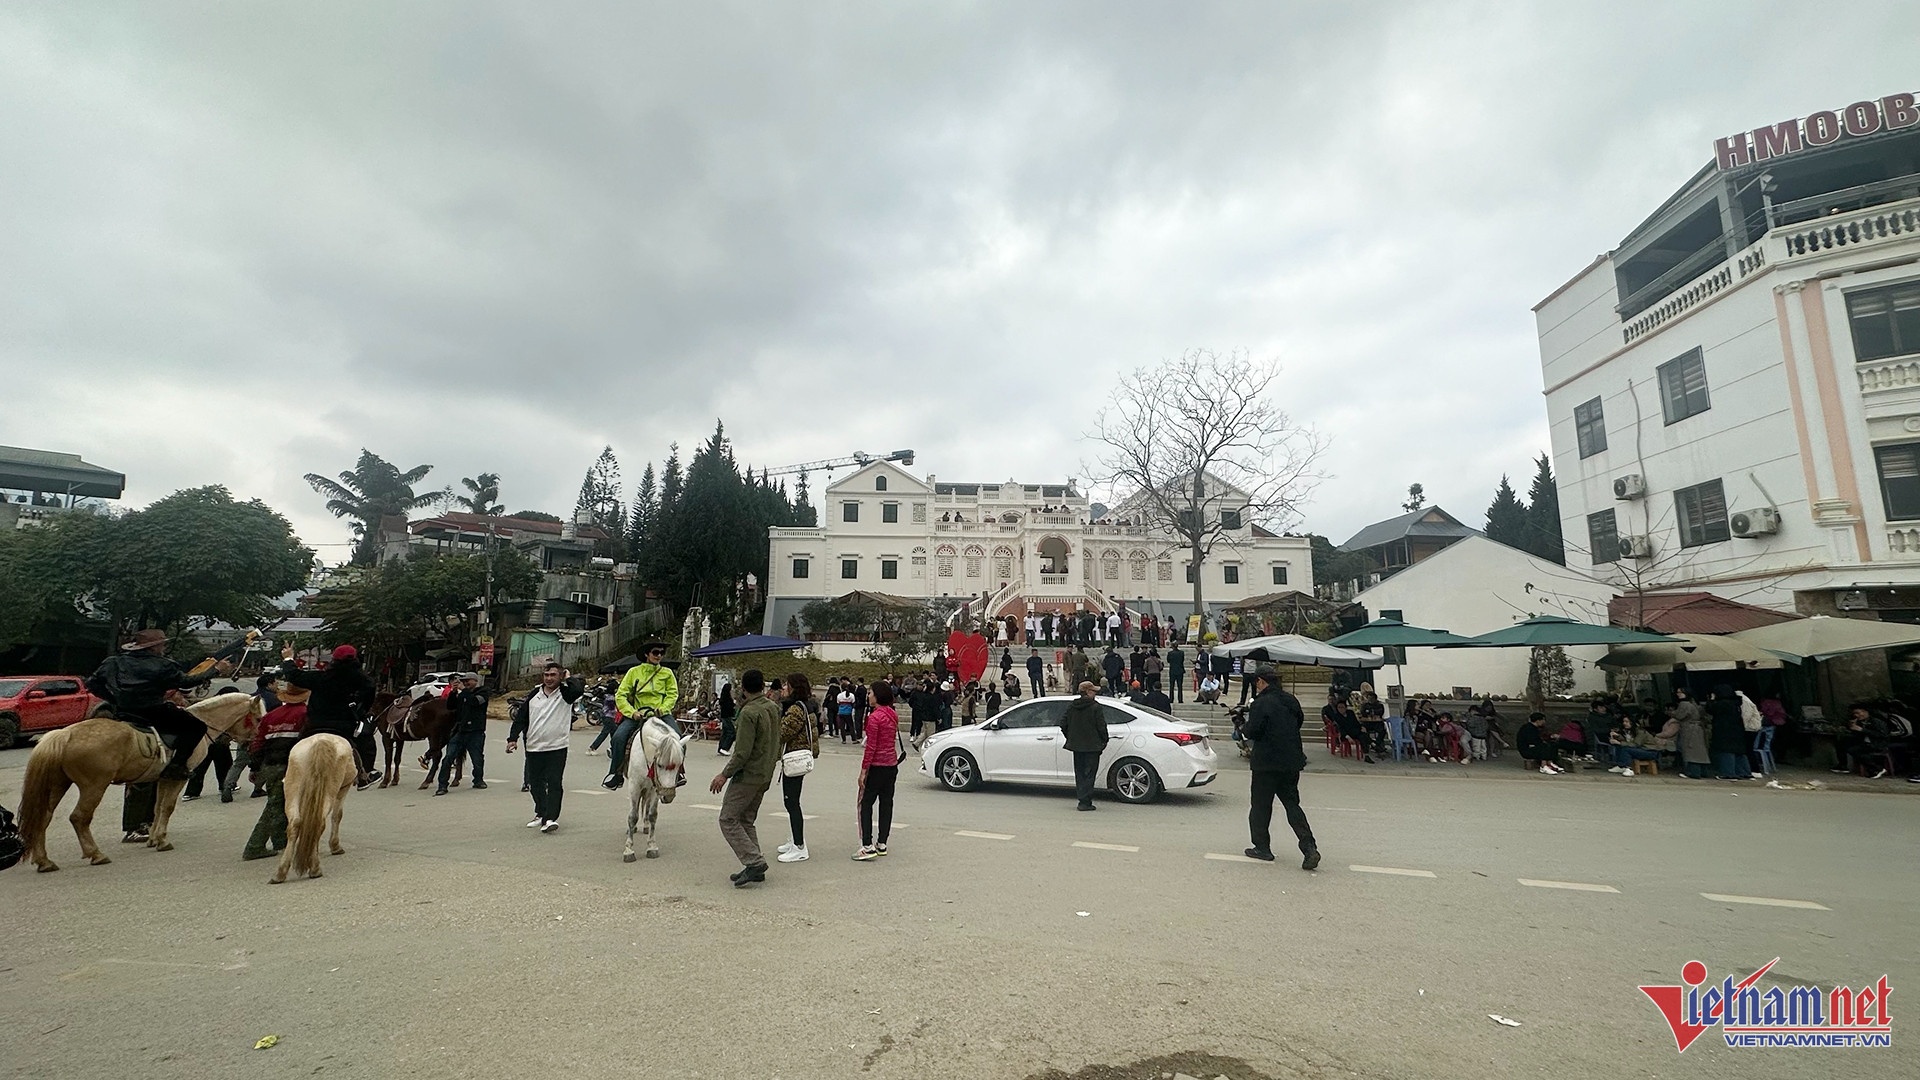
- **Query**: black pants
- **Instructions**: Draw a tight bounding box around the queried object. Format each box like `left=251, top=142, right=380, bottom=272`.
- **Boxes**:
left=123, top=781, right=157, bottom=832
left=126, top=702, right=205, bottom=772
left=1249, top=769, right=1315, bottom=855
left=1072, top=750, right=1101, bottom=808
left=1029, top=675, right=1042, bottom=698
left=439, top=730, right=484, bottom=789
left=525, top=748, right=566, bottom=821
left=718, top=716, right=736, bottom=752
left=184, top=739, right=233, bottom=797
left=860, top=765, right=897, bottom=847
left=782, top=774, right=806, bottom=846
left=1169, top=673, right=1184, bottom=702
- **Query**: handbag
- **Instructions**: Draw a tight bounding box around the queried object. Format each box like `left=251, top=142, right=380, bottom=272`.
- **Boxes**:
left=778, top=706, right=816, bottom=778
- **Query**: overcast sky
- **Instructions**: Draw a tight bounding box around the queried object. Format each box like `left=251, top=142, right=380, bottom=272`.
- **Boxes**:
left=5, top=2, right=1915, bottom=561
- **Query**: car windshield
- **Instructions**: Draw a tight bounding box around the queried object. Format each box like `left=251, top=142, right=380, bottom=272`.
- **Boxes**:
left=0, top=679, right=29, bottom=698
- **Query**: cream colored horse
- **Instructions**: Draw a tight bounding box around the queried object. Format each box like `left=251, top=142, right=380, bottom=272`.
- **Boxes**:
left=269, top=733, right=357, bottom=884
left=18, top=693, right=263, bottom=871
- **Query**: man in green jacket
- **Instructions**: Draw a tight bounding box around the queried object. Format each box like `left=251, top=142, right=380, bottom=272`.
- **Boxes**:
left=604, top=642, right=681, bottom=790
left=711, top=668, right=780, bottom=886
left=1060, top=681, right=1109, bottom=811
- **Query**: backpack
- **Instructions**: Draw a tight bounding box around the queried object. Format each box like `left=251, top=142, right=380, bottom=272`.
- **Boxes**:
left=1886, top=712, right=1915, bottom=740
left=0, top=803, right=23, bottom=873
left=1738, top=694, right=1763, bottom=733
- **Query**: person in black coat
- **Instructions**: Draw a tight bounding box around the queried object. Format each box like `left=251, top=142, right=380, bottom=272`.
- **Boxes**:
left=1706, top=685, right=1750, bottom=780
left=906, top=679, right=941, bottom=745
left=1100, top=647, right=1125, bottom=696
left=279, top=644, right=377, bottom=788
left=435, top=674, right=491, bottom=795
left=1059, top=681, right=1110, bottom=810
left=1238, top=665, right=1319, bottom=870
left=1025, top=651, right=1045, bottom=699
left=1166, top=645, right=1186, bottom=703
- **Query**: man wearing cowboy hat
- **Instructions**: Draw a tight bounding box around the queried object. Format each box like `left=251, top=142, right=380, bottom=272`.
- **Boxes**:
left=241, top=678, right=310, bottom=860
left=604, top=642, right=680, bottom=790
left=85, top=628, right=232, bottom=778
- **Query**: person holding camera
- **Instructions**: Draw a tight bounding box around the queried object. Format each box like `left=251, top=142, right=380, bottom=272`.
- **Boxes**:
left=1239, top=664, right=1320, bottom=870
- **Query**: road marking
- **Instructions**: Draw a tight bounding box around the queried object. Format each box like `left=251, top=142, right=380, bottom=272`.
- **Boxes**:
left=1700, top=892, right=1830, bottom=910
left=1072, top=841, right=1140, bottom=852
left=1304, top=806, right=1369, bottom=812
left=1349, top=865, right=1437, bottom=878
left=689, top=803, right=722, bottom=810
left=569, top=789, right=612, bottom=797
left=1519, top=878, right=1620, bottom=893
left=954, top=830, right=1014, bottom=840
left=1203, top=852, right=1268, bottom=864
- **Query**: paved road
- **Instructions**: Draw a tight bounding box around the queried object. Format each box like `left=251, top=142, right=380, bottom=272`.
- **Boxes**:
left=1, top=730, right=1912, bottom=1080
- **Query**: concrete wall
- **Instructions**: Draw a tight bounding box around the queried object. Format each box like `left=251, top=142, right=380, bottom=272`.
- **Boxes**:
left=1352, top=536, right=1614, bottom=698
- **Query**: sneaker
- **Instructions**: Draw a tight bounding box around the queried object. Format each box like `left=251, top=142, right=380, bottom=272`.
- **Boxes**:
left=122, top=830, right=150, bottom=843
left=1908, top=776, right=1920, bottom=784
left=433, top=788, right=448, bottom=797
left=527, top=818, right=545, bottom=828
left=876, top=843, right=888, bottom=856
left=250, top=788, right=266, bottom=798
left=520, top=784, right=530, bottom=793
left=1539, top=765, right=1556, bottom=774
left=717, top=748, right=731, bottom=757
left=241, top=849, right=273, bottom=861
left=777, top=841, right=795, bottom=854
left=1831, top=768, right=1852, bottom=774
left=777, top=846, right=809, bottom=863
left=220, top=791, right=234, bottom=803
left=1243, top=847, right=1276, bottom=861
left=853, top=847, right=879, bottom=861
left=1750, top=772, right=1763, bottom=779
left=1871, top=768, right=1889, bottom=779
left=1302, top=847, right=1321, bottom=871
left=471, top=782, right=488, bottom=790
left=540, top=821, right=558, bottom=834
left=602, top=775, right=624, bottom=791
left=355, top=777, right=378, bottom=792
left=181, top=794, right=201, bottom=802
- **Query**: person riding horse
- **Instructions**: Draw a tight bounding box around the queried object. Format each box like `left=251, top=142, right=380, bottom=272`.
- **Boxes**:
left=603, top=642, right=680, bottom=791
left=278, top=644, right=379, bottom=791
left=85, top=629, right=233, bottom=776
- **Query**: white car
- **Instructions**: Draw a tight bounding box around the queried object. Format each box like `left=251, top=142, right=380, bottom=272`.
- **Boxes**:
left=917, top=695, right=1218, bottom=803
left=407, top=672, right=465, bottom=701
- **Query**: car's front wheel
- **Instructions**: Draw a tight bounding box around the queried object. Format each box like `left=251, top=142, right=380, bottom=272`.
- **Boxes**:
left=1109, top=758, right=1161, bottom=803
left=936, top=749, right=980, bottom=792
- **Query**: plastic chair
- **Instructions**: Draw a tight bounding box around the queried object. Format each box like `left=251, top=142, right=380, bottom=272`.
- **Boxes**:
left=1751, top=726, right=1776, bottom=776
left=1386, top=716, right=1416, bottom=761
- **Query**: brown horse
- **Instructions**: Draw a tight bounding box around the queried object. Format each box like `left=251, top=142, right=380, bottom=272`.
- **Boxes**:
left=269, top=733, right=357, bottom=884
left=18, top=693, right=263, bottom=871
left=375, top=693, right=459, bottom=789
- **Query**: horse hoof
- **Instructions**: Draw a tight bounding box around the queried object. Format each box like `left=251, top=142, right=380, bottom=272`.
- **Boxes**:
left=307, top=869, right=323, bottom=879
left=153, top=841, right=174, bottom=852
left=268, top=876, right=284, bottom=885
left=89, top=855, right=111, bottom=866
left=622, top=852, right=637, bottom=863
left=645, top=849, right=660, bottom=859
left=36, top=862, right=59, bottom=873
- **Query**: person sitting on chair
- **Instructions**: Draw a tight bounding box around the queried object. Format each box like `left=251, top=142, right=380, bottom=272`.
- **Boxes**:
left=86, top=629, right=232, bottom=777
left=604, top=643, right=681, bottom=790
left=1517, top=712, right=1565, bottom=774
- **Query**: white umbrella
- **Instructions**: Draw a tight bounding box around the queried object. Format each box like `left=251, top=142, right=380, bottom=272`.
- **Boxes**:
left=1212, top=634, right=1385, bottom=669
left=1732, top=615, right=1920, bottom=662
left=1598, top=633, right=1785, bottom=673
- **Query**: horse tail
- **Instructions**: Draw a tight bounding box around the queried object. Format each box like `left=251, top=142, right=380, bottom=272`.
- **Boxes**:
left=17, top=731, right=69, bottom=846
left=288, top=745, right=329, bottom=873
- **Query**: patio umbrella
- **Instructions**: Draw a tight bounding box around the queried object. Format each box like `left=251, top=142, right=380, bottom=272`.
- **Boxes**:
left=1447, top=615, right=1677, bottom=648
left=688, top=633, right=811, bottom=658
left=600, top=654, right=643, bottom=674
left=1598, top=633, right=1784, bottom=673
left=1327, top=617, right=1476, bottom=692
left=1213, top=634, right=1384, bottom=669
left=1731, top=615, right=1920, bottom=662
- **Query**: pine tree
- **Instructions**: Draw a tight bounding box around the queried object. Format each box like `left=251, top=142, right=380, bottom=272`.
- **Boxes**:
left=1522, top=452, right=1566, bottom=565
left=626, top=463, right=657, bottom=564
left=1484, top=475, right=1530, bottom=550
left=1402, top=483, right=1425, bottom=513
left=573, top=446, right=625, bottom=560
left=793, top=472, right=817, bottom=527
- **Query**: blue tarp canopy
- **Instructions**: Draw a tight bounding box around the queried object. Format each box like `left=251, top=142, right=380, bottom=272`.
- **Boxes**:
left=689, top=633, right=811, bottom=658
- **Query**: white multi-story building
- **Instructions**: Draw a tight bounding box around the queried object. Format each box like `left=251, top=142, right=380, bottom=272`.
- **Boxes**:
left=1537, top=92, right=1920, bottom=625
left=762, top=459, right=1314, bottom=636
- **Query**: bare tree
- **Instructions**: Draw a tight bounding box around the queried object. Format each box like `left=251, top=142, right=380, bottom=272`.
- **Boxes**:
left=1087, top=349, right=1328, bottom=630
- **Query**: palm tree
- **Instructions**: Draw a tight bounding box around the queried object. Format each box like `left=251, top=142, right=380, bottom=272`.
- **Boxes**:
left=303, top=450, right=440, bottom=565
left=456, top=472, right=504, bottom=516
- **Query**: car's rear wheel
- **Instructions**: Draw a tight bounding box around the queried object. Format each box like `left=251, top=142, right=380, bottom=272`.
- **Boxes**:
left=0, top=713, right=20, bottom=750
left=1109, top=758, right=1161, bottom=803
left=936, top=749, right=980, bottom=792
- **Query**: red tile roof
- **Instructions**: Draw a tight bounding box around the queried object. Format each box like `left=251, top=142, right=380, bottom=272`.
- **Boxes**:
left=1608, top=592, right=1800, bottom=634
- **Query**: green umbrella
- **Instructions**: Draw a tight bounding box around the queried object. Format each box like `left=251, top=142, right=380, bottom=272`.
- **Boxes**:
left=1328, top=618, right=1476, bottom=696
left=1327, top=618, right=1476, bottom=648
left=1448, top=614, right=1677, bottom=648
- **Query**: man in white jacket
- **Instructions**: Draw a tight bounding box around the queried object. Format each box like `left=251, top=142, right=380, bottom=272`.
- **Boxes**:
left=507, top=660, right=585, bottom=833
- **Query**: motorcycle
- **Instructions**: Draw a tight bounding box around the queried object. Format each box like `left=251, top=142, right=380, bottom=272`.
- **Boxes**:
left=1227, top=703, right=1251, bottom=758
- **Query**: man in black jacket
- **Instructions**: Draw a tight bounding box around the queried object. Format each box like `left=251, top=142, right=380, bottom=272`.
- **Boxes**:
left=907, top=678, right=941, bottom=747
left=1166, top=644, right=1186, bottom=704
left=279, top=644, right=378, bottom=790
left=1239, top=664, right=1320, bottom=870
left=1059, top=681, right=1109, bottom=810
left=436, top=674, right=490, bottom=795
left=1101, top=647, right=1125, bottom=696
left=86, top=628, right=230, bottom=776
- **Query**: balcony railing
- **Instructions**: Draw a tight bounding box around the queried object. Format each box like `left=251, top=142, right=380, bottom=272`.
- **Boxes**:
left=1858, top=355, right=1920, bottom=395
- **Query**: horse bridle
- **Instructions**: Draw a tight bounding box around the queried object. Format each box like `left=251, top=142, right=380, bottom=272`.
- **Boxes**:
left=640, top=715, right=681, bottom=785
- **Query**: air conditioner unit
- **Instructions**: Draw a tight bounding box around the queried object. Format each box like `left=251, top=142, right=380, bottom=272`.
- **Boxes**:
left=1730, top=507, right=1781, bottom=538
left=1619, top=535, right=1654, bottom=559
left=1613, top=474, right=1647, bottom=500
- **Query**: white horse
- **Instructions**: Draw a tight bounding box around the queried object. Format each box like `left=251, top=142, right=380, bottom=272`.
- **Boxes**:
left=622, top=717, right=693, bottom=863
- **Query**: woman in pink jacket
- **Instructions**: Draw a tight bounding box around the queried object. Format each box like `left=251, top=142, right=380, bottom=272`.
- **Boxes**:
left=854, top=681, right=901, bottom=861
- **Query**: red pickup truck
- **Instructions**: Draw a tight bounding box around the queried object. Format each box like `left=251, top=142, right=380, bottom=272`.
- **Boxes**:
left=0, top=675, right=106, bottom=748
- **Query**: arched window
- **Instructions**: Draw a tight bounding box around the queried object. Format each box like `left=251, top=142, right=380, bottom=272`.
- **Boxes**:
left=963, top=544, right=985, bottom=578
left=1038, top=536, right=1071, bottom=575
left=936, top=543, right=956, bottom=578
left=1129, top=549, right=1149, bottom=580
left=874, top=475, right=887, bottom=491
left=1101, top=548, right=1121, bottom=581
left=992, top=544, right=1015, bottom=580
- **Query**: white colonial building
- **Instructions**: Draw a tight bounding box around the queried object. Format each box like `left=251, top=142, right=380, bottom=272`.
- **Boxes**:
left=762, top=460, right=1314, bottom=636
left=1538, top=92, right=1920, bottom=623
